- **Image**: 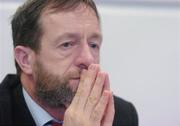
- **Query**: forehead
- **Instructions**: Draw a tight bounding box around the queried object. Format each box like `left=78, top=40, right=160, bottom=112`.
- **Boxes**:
left=37, top=4, right=101, bottom=44
left=39, top=4, right=100, bottom=29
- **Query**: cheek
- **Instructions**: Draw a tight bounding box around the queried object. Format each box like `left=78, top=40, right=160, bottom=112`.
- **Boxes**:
left=39, top=47, right=78, bottom=76
left=92, top=50, right=100, bottom=63
left=52, top=53, right=78, bottom=75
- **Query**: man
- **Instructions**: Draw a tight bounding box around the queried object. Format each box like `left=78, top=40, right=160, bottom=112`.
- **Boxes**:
left=0, top=0, right=138, bottom=126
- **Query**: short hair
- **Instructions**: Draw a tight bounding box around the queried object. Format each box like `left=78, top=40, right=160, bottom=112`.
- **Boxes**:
left=11, top=0, right=99, bottom=76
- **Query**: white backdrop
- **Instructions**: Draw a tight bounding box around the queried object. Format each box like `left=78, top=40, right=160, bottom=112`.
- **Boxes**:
left=0, top=2, right=180, bottom=126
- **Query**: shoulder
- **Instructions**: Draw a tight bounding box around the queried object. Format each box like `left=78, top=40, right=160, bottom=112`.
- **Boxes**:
left=0, top=74, right=20, bottom=103
left=0, top=74, right=20, bottom=125
left=113, top=96, right=138, bottom=126
left=0, top=74, right=20, bottom=102
left=0, top=74, right=36, bottom=126
left=114, top=96, right=136, bottom=112
left=0, top=74, right=20, bottom=89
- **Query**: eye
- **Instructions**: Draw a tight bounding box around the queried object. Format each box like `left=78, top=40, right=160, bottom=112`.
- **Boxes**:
left=62, top=42, right=71, bottom=48
left=59, top=42, right=75, bottom=50
left=89, top=42, right=100, bottom=49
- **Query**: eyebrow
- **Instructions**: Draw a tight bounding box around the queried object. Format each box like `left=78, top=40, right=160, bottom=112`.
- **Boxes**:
left=89, top=33, right=102, bottom=43
left=53, top=33, right=81, bottom=44
left=53, top=32, right=102, bottom=45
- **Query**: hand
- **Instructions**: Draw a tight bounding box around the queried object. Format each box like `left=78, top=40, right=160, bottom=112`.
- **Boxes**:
left=63, top=64, right=115, bottom=126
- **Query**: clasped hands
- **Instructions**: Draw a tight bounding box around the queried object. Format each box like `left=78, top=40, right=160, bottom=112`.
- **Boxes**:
left=63, top=64, right=115, bottom=126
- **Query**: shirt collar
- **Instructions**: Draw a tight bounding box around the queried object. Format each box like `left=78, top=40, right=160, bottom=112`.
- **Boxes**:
left=23, top=88, right=54, bottom=126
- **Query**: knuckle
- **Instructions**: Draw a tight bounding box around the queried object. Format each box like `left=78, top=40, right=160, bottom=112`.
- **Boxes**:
left=91, top=109, right=101, bottom=122
left=88, top=96, right=98, bottom=105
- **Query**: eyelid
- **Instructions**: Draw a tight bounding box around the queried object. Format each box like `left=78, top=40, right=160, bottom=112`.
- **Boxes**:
left=91, top=40, right=101, bottom=46
left=58, top=41, right=78, bottom=51
left=89, top=41, right=100, bottom=49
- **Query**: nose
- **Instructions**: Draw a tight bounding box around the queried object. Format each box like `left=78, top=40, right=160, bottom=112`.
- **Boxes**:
left=75, top=43, right=95, bottom=70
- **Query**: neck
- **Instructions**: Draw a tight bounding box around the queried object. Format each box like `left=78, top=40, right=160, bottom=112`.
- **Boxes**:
left=21, top=73, right=66, bottom=120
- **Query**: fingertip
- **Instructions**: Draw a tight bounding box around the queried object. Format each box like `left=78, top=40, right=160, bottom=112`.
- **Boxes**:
left=88, top=64, right=100, bottom=71
left=95, top=64, right=101, bottom=71
left=103, top=90, right=111, bottom=96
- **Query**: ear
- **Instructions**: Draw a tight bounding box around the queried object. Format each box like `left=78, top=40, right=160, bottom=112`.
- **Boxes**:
left=14, top=46, right=35, bottom=75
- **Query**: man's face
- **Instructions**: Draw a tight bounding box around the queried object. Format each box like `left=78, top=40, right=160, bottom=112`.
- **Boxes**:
left=32, top=5, right=102, bottom=107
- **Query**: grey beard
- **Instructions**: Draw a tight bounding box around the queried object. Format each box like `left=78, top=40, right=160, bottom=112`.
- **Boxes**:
left=35, top=81, right=75, bottom=108
left=33, top=60, right=78, bottom=108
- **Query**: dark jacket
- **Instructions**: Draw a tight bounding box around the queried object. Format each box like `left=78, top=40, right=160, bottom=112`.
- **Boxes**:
left=0, top=74, right=138, bottom=126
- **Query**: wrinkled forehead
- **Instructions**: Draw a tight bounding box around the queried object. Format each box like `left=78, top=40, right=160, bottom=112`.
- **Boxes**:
left=38, top=3, right=101, bottom=35
left=40, top=3, right=99, bottom=22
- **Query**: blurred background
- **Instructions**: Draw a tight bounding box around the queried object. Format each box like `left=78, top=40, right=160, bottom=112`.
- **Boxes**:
left=0, top=0, right=180, bottom=126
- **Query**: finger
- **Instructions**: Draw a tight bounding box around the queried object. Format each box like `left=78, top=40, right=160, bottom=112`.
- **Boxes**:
left=101, top=92, right=115, bottom=126
left=70, top=69, right=87, bottom=106
left=104, top=73, right=110, bottom=91
left=71, top=64, right=100, bottom=108
left=84, top=72, right=106, bottom=115
left=90, top=90, right=110, bottom=123
left=77, top=64, right=100, bottom=108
